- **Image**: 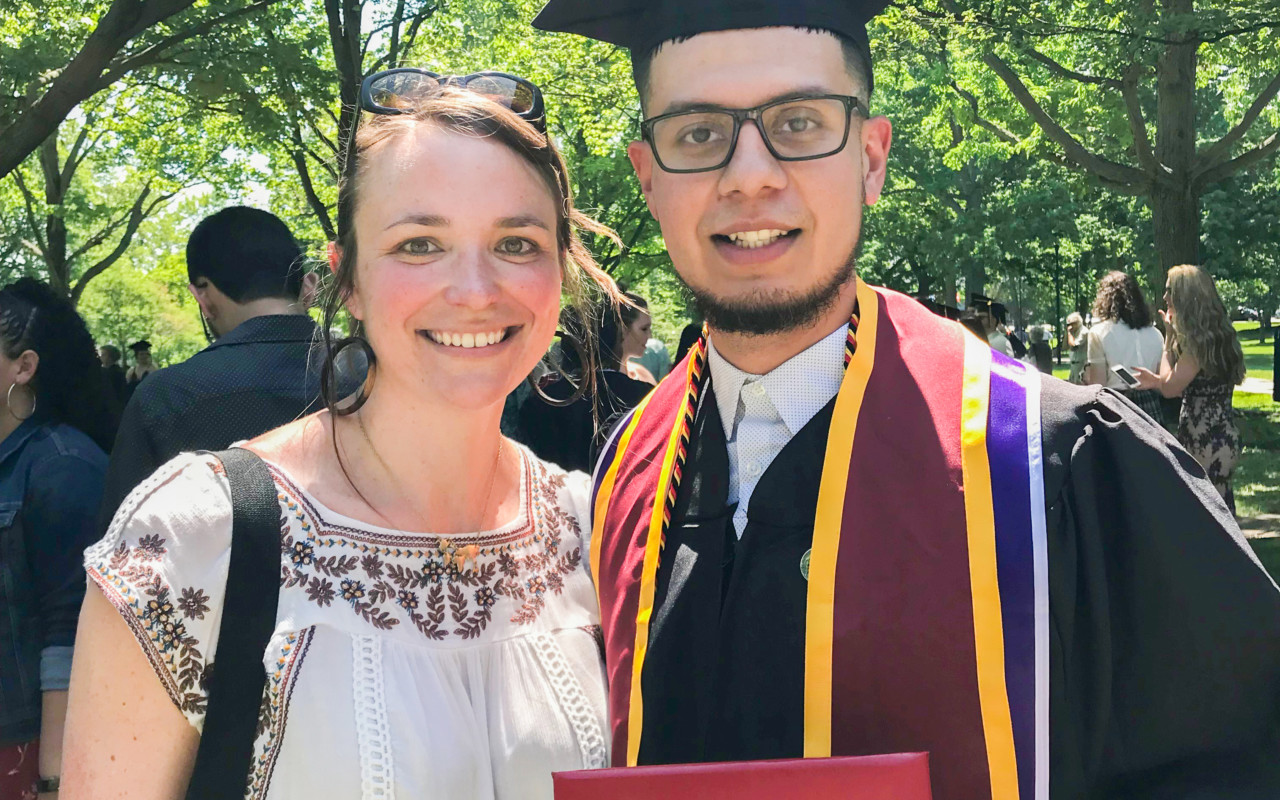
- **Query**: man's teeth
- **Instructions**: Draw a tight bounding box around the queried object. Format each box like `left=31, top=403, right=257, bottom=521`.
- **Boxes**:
left=427, top=329, right=508, bottom=348
left=726, top=229, right=789, bottom=249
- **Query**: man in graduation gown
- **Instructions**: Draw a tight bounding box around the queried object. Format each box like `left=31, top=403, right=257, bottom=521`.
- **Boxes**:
left=534, top=2, right=1280, bottom=797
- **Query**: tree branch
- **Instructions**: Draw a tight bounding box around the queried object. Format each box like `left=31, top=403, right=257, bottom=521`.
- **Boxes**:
left=949, top=82, right=1020, bottom=144
left=982, top=51, right=1150, bottom=191
left=10, top=170, right=48, bottom=257
left=1193, top=128, right=1280, bottom=192
left=290, top=123, right=337, bottom=240
left=95, top=0, right=285, bottom=91
left=60, top=124, right=93, bottom=191
left=1023, top=46, right=1120, bottom=87
left=305, top=114, right=340, bottom=155
left=70, top=184, right=169, bottom=305
left=1120, top=66, right=1158, bottom=174
left=0, top=0, right=199, bottom=179
left=1198, top=67, right=1280, bottom=168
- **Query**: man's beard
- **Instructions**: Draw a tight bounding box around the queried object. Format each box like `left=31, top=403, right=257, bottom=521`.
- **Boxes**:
left=684, top=241, right=859, bottom=336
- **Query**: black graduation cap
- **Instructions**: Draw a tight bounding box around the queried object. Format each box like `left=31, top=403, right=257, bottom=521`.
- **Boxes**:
left=533, top=0, right=890, bottom=60
left=968, top=293, right=994, bottom=310
left=129, top=339, right=152, bottom=351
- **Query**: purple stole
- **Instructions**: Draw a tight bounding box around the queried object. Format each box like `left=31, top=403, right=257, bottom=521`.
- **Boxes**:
left=590, top=281, right=1049, bottom=799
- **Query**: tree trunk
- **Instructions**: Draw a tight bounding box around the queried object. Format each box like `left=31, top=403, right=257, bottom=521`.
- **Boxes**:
left=1151, top=0, right=1199, bottom=294
left=962, top=261, right=985, bottom=305
left=1150, top=184, right=1198, bottom=293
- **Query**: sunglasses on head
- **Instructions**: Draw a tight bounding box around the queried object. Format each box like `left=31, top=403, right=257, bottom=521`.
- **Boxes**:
left=359, top=68, right=547, bottom=133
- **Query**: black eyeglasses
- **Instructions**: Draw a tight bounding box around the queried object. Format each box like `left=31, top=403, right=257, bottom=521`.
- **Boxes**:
left=640, top=94, right=864, bottom=174
left=360, top=68, right=547, bottom=132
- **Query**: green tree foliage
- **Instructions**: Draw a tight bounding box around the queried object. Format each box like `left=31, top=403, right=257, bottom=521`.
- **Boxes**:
left=900, top=0, right=1280, bottom=292
left=3, top=1, right=1277, bottom=357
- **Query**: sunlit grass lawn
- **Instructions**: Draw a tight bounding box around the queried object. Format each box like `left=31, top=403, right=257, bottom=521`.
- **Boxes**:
left=1234, top=322, right=1275, bottom=381
left=1235, top=393, right=1280, bottom=524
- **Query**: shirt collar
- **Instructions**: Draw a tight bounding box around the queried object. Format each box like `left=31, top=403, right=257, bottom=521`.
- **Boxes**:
left=0, top=418, right=41, bottom=467
left=205, top=314, right=319, bottom=351
left=706, top=322, right=849, bottom=439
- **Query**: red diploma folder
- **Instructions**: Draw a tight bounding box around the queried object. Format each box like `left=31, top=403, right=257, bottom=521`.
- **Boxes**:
left=553, top=753, right=932, bottom=799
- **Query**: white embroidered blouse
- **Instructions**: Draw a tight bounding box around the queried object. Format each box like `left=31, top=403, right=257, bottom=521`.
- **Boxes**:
left=85, top=446, right=608, bottom=800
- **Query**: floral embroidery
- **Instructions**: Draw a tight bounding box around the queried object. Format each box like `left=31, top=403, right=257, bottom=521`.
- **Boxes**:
left=278, top=457, right=586, bottom=641
left=289, top=540, right=315, bottom=566
left=246, top=627, right=314, bottom=800
left=91, top=538, right=208, bottom=716
left=178, top=587, right=211, bottom=619
left=136, top=534, right=167, bottom=560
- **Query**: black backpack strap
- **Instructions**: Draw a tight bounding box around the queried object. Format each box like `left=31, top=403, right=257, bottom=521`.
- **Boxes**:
left=186, top=448, right=281, bottom=800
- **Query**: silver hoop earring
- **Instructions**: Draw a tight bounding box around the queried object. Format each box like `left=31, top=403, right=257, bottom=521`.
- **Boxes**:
left=6, top=383, right=35, bottom=421
left=528, top=329, right=588, bottom=408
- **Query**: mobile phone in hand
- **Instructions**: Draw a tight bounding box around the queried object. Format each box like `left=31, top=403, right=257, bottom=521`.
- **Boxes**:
left=1112, top=365, right=1140, bottom=388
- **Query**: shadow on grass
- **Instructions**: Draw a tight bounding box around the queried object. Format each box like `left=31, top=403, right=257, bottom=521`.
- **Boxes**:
left=1249, top=538, right=1280, bottom=584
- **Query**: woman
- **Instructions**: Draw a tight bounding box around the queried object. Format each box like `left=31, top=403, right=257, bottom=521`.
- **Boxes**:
left=124, top=340, right=157, bottom=396
left=519, top=293, right=654, bottom=472
left=1134, top=265, right=1246, bottom=513
left=1065, top=312, right=1089, bottom=384
left=0, top=279, right=111, bottom=800
left=619, top=292, right=656, bottom=385
left=64, top=83, right=617, bottom=799
left=1084, top=271, right=1166, bottom=424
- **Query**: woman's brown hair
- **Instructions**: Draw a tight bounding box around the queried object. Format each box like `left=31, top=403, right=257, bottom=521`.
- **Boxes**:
left=1165, top=265, right=1245, bottom=385
left=1092, top=270, right=1153, bottom=330
left=321, top=86, right=621, bottom=411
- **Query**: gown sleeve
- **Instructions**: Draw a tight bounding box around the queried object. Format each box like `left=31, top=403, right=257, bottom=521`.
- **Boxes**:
left=83, top=451, right=235, bottom=732
left=1040, top=380, right=1280, bottom=798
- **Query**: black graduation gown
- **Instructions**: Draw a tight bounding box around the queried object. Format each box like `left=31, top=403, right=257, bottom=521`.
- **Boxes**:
left=637, top=376, right=1280, bottom=799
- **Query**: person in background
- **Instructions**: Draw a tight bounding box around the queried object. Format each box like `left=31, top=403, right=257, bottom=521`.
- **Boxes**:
left=122, top=340, right=156, bottom=397
left=95, top=205, right=330, bottom=536
left=1135, top=264, right=1246, bottom=513
left=0, top=279, right=111, bottom=800
left=969, top=294, right=1016, bottom=358
left=619, top=292, right=657, bottom=384
left=957, top=310, right=989, bottom=342
left=520, top=293, right=653, bottom=472
left=98, top=346, right=126, bottom=410
left=673, top=319, right=702, bottom=366
left=995, top=304, right=1028, bottom=360
left=1027, top=324, right=1053, bottom=374
left=1065, top=311, right=1089, bottom=384
left=1085, top=270, right=1165, bottom=424
left=639, top=336, right=672, bottom=382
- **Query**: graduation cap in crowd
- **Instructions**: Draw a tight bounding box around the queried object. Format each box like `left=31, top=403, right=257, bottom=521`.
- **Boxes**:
left=967, top=293, right=994, bottom=311
left=533, top=0, right=892, bottom=63
left=914, top=292, right=964, bottom=321
left=129, top=340, right=152, bottom=352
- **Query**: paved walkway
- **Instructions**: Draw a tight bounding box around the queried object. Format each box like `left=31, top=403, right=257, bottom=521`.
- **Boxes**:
left=1239, top=376, right=1274, bottom=396
left=1240, top=514, right=1280, bottom=537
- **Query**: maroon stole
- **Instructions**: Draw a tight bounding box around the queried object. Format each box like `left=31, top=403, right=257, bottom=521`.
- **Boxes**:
left=590, top=281, right=1049, bottom=799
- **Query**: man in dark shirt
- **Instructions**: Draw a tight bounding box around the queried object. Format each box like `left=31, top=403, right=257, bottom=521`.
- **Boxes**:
left=98, top=206, right=328, bottom=531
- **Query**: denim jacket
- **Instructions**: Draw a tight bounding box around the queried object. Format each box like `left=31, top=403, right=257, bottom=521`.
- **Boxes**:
left=0, top=420, right=106, bottom=745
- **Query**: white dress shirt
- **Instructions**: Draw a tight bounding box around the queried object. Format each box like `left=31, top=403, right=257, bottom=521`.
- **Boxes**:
left=706, top=324, right=848, bottom=535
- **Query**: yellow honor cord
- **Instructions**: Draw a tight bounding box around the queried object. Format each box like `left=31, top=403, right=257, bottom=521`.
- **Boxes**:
left=802, top=278, right=878, bottom=758
left=960, top=335, right=1020, bottom=798
left=626, top=348, right=701, bottom=766
left=591, top=392, right=655, bottom=605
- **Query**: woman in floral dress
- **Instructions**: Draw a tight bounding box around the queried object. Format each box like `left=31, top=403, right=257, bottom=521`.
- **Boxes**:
left=1135, top=265, right=1246, bottom=513
left=62, top=83, right=618, bottom=799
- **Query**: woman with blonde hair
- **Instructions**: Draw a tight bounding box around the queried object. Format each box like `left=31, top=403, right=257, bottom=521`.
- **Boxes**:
left=63, top=76, right=616, bottom=798
left=1135, top=265, right=1246, bottom=512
